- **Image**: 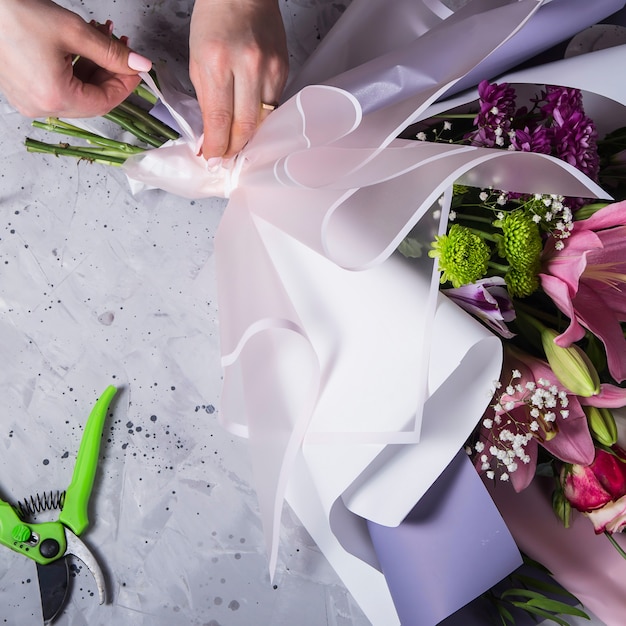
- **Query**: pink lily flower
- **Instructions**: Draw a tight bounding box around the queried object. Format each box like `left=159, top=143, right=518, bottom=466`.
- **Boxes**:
left=474, top=346, right=594, bottom=492
left=539, top=201, right=626, bottom=382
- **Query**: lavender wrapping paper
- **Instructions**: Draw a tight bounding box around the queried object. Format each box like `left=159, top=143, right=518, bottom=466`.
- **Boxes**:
left=367, top=451, right=521, bottom=626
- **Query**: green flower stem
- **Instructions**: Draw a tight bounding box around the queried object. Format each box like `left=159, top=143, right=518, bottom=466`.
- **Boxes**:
left=515, top=307, right=546, bottom=333
left=454, top=213, right=496, bottom=225
left=431, top=113, right=477, bottom=119
left=103, top=110, right=165, bottom=148
left=114, top=101, right=180, bottom=141
left=514, top=300, right=563, bottom=328
left=487, top=260, right=509, bottom=273
left=605, top=531, right=626, bottom=560
left=133, top=83, right=158, bottom=106
left=24, top=138, right=127, bottom=165
left=465, top=226, right=499, bottom=243
left=31, top=119, right=144, bottom=154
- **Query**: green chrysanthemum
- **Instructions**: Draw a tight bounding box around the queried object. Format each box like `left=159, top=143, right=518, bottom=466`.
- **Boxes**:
left=429, top=224, right=490, bottom=288
left=495, top=209, right=542, bottom=270
left=504, top=266, right=539, bottom=298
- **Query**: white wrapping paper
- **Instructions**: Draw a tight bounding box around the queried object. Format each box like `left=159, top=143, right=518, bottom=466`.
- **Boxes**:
left=121, top=1, right=624, bottom=624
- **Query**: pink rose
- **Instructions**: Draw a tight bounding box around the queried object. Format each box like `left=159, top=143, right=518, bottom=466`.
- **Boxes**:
left=561, top=449, right=626, bottom=534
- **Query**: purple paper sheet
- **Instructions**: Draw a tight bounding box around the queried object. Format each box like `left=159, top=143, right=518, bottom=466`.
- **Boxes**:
left=367, top=450, right=521, bottom=626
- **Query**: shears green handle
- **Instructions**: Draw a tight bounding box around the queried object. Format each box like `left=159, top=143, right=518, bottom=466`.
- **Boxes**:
left=58, top=385, right=117, bottom=535
left=0, top=386, right=116, bottom=565
left=0, top=503, right=66, bottom=566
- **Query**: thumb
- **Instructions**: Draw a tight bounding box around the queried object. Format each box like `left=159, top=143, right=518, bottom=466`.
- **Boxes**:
left=71, top=23, right=152, bottom=75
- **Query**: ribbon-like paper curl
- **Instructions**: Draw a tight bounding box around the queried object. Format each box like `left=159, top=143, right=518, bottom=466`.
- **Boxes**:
left=123, top=1, right=624, bottom=624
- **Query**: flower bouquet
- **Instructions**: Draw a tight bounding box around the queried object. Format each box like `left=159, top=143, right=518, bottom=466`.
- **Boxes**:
left=23, top=1, right=626, bottom=625
left=412, top=75, right=626, bottom=624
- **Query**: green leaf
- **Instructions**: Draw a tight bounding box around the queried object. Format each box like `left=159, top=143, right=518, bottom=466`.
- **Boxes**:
left=510, top=574, right=574, bottom=600
left=521, top=553, right=553, bottom=574
left=524, top=597, right=589, bottom=618
left=509, top=602, right=572, bottom=626
left=397, top=237, right=424, bottom=258
left=495, top=603, right=515, bottom=625
left=500, top=588, right=545, bottom=601
left=502, top=589, right=589, bottom=616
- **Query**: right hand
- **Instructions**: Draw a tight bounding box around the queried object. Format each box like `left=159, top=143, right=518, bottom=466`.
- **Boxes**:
left=0, top=0, right=152, bottom=118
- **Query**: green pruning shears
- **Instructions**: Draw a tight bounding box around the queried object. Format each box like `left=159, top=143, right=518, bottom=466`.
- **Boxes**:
left=0, top=385, right=116, bottom=624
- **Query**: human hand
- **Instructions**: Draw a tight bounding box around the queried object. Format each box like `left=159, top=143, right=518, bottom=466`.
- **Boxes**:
left=0, top=0, right=152, bottom=118
left=189, top=0, right=289, bottom=159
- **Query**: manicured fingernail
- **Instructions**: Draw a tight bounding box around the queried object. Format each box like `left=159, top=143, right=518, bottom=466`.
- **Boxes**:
left=120, top=35, right=129, bottom=46
left=106, top=20, right=114, bottom=35
left=206, top=157, right=222, bottom=169
left=128, top=51, right=152, bottom=72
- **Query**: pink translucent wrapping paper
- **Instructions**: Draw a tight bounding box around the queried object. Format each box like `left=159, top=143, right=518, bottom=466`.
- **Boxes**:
left=121, top=1, right=626, bottom=624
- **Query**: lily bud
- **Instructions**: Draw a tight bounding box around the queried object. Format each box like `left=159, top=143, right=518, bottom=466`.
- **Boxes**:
left=584, top=406, right=618, bottom=447
left=541, top=328, right=600, bottom=397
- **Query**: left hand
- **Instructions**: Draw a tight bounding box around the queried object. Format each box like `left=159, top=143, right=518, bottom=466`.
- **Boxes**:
left=189, top=0, right=289, bottom=159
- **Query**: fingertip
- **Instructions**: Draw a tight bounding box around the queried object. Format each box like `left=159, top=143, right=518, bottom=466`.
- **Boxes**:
left=128, top=51, right=152, bottom=73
